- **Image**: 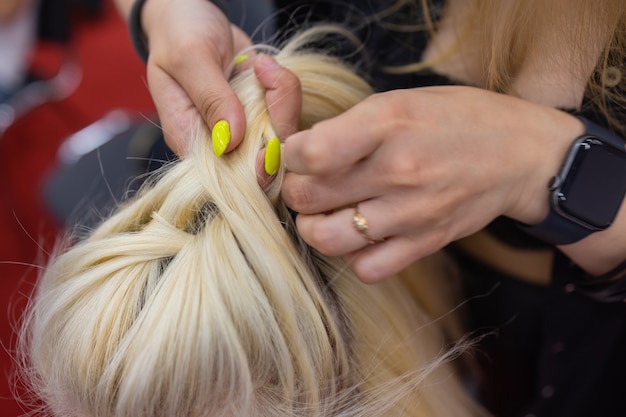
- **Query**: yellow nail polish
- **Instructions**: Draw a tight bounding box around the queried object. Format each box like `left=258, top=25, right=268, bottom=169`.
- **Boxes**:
left=212, top=120, right=230, bottom=157
left=264, top=137, right=281, bottom=175
left=234, top=54, right=249, bottom=65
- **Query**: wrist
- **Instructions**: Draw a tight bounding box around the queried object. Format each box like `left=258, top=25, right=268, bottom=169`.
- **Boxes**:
left=517, top=116, right=626, bottom=245
left=129, top=0, right=178, bottom=62
left=506, top=111, right=584, bottom=225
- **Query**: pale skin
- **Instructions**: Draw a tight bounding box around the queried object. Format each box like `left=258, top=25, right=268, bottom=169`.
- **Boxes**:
left=114, top=0, right=626, bottom=283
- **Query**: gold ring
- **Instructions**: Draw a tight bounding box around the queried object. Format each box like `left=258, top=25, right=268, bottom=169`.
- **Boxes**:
left=352, top=205, right=378, bottom=245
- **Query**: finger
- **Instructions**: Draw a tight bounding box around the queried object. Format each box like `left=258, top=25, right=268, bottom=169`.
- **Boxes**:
left=147, top=53, right=246, bottom=156
left=282, top=142, right=394, bottom=214
left=296, top=201, right=391, bottom=256
left=231, top=24, right=252, bottom=56
left=189, top=60, right=246, bottom=155
left=346, top=232, right=446, bottom=284
left=229, top=26, right=257, bottom=77
left=282, top=162, right=374, bottom=214
left=254, top=54, right=302, bottom=139
left=163, top=35, right=250, bottom=157
left=147, top=65, right=198, bottom=156
left=140, top=0, right=252, bottom=156
left=282, top=95, right=385, bottom=175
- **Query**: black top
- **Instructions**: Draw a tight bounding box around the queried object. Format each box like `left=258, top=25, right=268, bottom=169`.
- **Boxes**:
left=272, top=1, right=626, bottom=416
left=37, top=0, right=102, bottom=42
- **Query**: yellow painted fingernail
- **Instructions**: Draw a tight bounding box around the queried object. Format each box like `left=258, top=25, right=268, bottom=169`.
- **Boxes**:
left=212, top=120, right=230, bottom=157
left=234, top=54, right=249, bottom=65
left=264, top=137, right=281, bottom=175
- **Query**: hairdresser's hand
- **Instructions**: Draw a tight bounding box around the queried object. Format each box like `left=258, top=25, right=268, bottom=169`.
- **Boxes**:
left=140, top=0, right=251, bottom=155
left=282, top=86, right=585, bottom=283
left=254, top=54, right=302, bottom=187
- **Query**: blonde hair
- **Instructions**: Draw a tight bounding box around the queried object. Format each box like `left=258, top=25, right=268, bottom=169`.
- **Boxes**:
left=20, top=27, right=483, bottom=417
left=382, top=0, right=626, bottom=135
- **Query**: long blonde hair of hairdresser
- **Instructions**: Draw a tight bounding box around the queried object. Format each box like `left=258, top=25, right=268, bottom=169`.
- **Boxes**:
left=384, top=0, right=626, bottom=135
left=20, top=27, right=484, bottom=417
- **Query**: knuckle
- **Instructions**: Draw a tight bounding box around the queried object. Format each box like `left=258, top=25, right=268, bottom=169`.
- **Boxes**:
left=281, top=179, right=316, bottom=213
left=199, top=92, right=228, bottom=122
left=386, top=203, right=414, bottom=230
left=384, top=149, right=424, bottom=188
left=297, top=126, right=332, bottom=173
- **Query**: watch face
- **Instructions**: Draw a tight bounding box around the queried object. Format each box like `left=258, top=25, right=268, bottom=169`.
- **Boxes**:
left=555, top=137, right=626, bottom=230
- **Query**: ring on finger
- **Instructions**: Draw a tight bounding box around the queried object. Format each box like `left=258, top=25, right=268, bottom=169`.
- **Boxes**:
left=352, top=204, right=383, bottom=245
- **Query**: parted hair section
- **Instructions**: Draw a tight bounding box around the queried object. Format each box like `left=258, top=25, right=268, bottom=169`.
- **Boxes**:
left=20, top=27, right=483, bottom=417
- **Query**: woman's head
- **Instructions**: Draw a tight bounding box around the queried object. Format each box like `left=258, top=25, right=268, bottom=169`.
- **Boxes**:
left=20, top=26, right=480, bottom=417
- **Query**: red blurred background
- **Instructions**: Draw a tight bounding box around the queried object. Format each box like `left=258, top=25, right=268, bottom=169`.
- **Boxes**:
left=0, top=0, right=155, bottom=414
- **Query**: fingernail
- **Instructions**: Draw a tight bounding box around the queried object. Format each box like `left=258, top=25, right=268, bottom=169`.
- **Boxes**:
left=212, top=120, right=230, bottom=157
left=264, top=137, right=281, bottom=175
left=234, top=54, right=249, bottom=65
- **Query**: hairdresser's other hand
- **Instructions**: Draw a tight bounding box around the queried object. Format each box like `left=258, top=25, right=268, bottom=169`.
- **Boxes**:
left=141, top=0, right=251, bottom=155
left=282, top=86, right=584, bottom=283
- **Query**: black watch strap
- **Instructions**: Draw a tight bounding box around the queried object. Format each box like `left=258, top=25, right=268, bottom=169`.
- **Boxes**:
left=129, top=0, right=150, bottom=62
left=577, top=116, right=625, bottom=149
left=519, top=116, right=626, bottom=245
left=520, top=208, right=596, bottom=245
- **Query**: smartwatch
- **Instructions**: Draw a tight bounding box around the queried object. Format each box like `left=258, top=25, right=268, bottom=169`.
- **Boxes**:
left=519, top=116, right=626, bottom=245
